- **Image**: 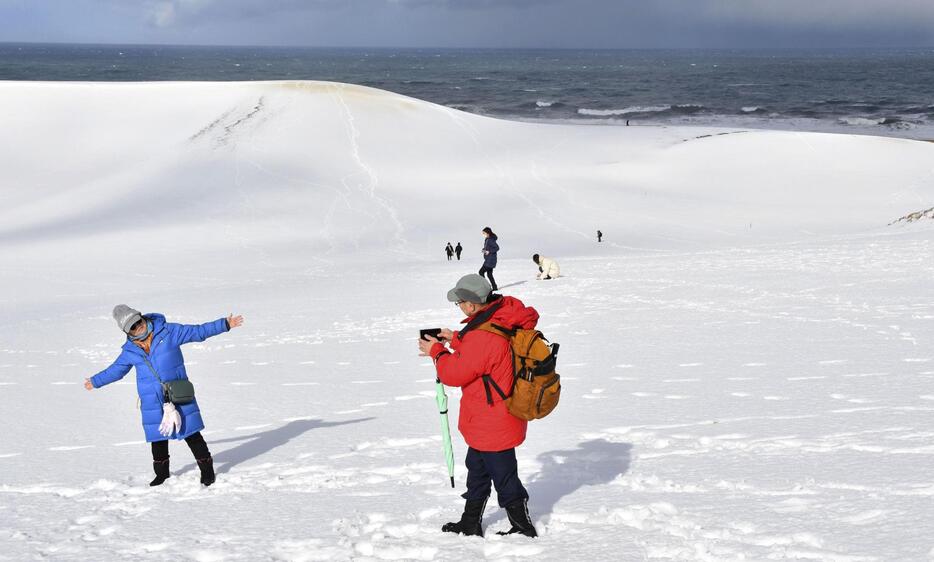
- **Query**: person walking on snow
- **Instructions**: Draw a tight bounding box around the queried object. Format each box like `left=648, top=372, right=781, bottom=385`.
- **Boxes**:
left=84, top=305, right=244, bottom=487
left=418, top=274, right=538, bottom=538
left=446, top=242, right=455, bottom=261
left=478, top=227, right=499, bottom=291
left=455, top=242, right=463, bottom=261
left=532, top=254, right=560, bottom=280
left=597, top=229, right=603, bottom=242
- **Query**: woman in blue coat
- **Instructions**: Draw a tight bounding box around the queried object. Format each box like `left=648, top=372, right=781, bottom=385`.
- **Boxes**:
left=84, top=305, right=244, bottom=487
left=479, top=226, right=499, bottom=291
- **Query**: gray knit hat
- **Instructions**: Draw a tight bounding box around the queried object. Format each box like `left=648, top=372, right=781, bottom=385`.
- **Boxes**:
left=113, top=304, right=142, bottom=333
left=446, top=274, right=492, bottom=304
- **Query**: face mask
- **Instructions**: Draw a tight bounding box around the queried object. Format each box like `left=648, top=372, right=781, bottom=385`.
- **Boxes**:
left=129, top=320, right=153, bottom=341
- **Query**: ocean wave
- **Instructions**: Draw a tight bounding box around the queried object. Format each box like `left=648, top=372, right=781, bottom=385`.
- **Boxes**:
left=577, top=105, right=671, bottom=116
left=838, top=117, right=885, bottom=126
left=446, top=103, right=485, bottom=114
left=536, top=100, right=556, bottom=108
left=837, top=116, right=915, bottom=129
left=577, top=104, right=705, bottom=117
left=741, top=106, right=761, bottom=113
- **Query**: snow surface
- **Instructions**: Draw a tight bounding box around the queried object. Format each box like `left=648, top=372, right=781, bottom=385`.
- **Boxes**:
left=1, top=81, right=933, bottom=561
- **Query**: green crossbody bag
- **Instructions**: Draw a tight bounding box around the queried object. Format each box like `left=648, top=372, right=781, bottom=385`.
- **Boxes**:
left=144, top=358, right=195, bottom=405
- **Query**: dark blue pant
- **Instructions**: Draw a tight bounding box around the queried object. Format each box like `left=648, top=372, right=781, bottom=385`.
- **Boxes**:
left=462, top=447, right=529, bottom=507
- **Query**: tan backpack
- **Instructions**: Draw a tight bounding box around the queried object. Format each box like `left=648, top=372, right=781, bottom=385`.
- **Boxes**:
left=476, top=322, right=561, bottom=421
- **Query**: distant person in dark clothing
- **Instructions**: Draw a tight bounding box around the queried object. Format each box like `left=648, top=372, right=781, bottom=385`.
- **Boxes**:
left=455, top=242, right=463, bottom=261
left=597, top=230, right=603, bottom=243
left=479, top=227, right=499, bottom=291
left=446, top=242, right=454, bottom=261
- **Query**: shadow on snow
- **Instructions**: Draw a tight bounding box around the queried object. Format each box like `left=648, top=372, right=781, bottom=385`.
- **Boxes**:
left=486, top=438, right=633, bottom=527
left=179, top=417, right=375, bottom=476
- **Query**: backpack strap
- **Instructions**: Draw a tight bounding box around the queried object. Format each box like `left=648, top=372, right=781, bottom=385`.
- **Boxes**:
left=474, top=323, right=518, bottom=405
left=456, top=297, right=504, bottom=340
left=456, top=298, right=517, bottom=407
left=481, top=374, right=510, bottom=406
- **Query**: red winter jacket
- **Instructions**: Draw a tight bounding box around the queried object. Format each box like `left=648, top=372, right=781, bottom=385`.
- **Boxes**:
left=430, top=295, right=540, bottom=452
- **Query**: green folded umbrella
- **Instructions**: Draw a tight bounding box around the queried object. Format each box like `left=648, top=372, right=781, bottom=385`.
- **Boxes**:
left=435, top=377, right=456, bottom=488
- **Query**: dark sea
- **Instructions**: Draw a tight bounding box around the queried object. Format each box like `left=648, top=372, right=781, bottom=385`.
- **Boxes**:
left=3, top=43, right=934, bottom=139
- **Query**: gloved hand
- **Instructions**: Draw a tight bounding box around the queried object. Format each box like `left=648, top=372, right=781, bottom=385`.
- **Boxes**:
left=159, top=402, right=182, bottom=437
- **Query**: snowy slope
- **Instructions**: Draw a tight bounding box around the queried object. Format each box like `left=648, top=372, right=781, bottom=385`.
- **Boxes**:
left=1, top=81, right=933, bottom=561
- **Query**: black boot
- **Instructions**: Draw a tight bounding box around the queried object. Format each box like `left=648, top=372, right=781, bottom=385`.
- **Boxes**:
left=497, top=498, right=537, bottom=538
left=150, top=458, right=170, bottom=487
left=197, top=456, right=215, bottom=487
left=441, top=498, right=486, bottom=537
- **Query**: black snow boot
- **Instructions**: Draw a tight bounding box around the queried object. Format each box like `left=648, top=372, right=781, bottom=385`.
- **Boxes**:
left=150, top=458, right=170, bottom=487
left=441, top=498, right=486, bottom=537
left=497, top=498, right=537, bottom=538
left=197, top=456, right=215, bottom=487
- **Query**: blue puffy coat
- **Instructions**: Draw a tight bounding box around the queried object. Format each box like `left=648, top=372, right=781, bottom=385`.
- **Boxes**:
left=482, top=235, right=499, bottom=268
left=91, top=313, right=229, bottom=442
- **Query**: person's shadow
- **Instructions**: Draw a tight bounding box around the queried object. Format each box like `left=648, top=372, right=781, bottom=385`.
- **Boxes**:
left=488, top=439, right=632, bottom=526
left=180, top=417, right=374, bottom=476
left=496, top=280, right=527, bottom=290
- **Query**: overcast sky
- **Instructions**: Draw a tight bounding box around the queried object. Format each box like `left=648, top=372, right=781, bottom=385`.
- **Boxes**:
left=1, top=0, right=933, bottom=49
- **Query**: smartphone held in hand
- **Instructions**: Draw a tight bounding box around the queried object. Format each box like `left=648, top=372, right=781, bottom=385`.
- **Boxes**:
left=420, top=328, right=443, bottom=341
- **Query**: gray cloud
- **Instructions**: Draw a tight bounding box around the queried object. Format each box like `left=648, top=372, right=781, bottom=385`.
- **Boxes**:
left=1, top=0, right=932, bottom=47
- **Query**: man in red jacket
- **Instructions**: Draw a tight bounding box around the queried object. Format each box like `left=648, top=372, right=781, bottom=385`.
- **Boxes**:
left=418, top=273, right=539, bottom=538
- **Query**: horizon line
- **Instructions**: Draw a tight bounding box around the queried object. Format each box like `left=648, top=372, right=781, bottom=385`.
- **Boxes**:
left=3, top=40, right=933, bottom=52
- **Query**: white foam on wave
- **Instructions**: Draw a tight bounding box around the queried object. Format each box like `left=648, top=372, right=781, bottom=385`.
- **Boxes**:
left=838, top=117, right=885, bottom=126
left=742, top=106, right=760, bottom=113
left=578, top=105, right=670, bottom=116
left=536, top=100, right=555, bottom=108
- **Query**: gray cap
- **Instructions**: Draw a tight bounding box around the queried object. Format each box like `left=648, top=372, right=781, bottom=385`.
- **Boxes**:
left=113, top=304, right=142, bottom=333
left=446, top=274, right=492, bottom=304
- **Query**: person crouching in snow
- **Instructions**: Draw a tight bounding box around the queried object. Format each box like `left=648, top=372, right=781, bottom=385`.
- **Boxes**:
left=84, top=305, right=243, bottom=487
left=532, top=254, right=560, bottom=280
left=418, top=274, right=538, bottom=538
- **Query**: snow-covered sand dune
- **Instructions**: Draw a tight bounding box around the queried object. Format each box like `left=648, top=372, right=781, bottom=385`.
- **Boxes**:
left=1, top=81, right=933, bottom=560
